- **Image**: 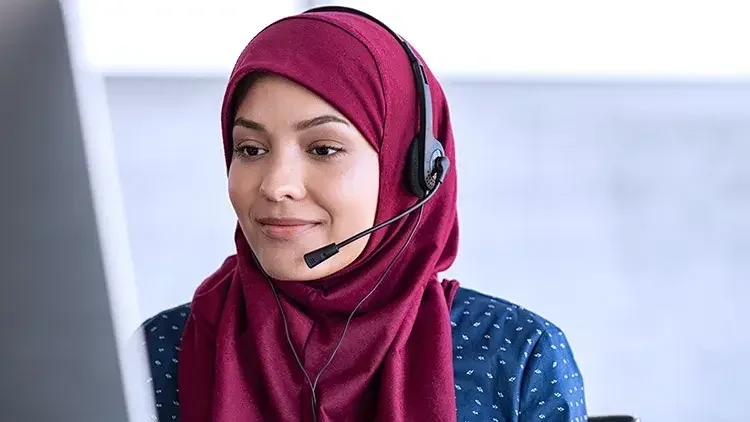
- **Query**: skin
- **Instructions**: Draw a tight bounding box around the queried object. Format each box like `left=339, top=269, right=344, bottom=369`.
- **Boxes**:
left=228, top=73, right=380, bottom=281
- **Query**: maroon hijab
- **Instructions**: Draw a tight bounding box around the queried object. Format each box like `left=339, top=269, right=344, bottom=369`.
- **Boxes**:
left=178, top=10, right=460, bottom=422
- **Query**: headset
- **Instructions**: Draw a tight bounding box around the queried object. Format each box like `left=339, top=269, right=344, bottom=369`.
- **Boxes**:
left=258, top=6, right=453, bottom=421
left=302, top=5, right=451, bottom=269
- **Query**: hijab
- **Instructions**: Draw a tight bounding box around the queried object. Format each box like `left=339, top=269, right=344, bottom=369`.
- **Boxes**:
left=178, top=9, right=460, bottom=422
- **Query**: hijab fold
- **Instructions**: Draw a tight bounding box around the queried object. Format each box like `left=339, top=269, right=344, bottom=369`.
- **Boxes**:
left=178, top=10, right=460, bottom=422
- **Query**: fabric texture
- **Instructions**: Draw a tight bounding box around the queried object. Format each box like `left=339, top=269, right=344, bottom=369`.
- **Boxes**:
left=138, top=288, right=590, bottom=422
left=177, top=9, right=460, bottom=422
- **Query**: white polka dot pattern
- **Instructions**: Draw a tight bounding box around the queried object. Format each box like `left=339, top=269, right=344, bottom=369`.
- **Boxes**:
left=136, top=303, right=189, bottom=422
left=134, top=287, right=588, bottom=421
left=450, top=288, right=588, bottom=422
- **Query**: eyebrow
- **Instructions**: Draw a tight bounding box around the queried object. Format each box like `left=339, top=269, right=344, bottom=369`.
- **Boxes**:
left=233, top=115, right=350, bottom=132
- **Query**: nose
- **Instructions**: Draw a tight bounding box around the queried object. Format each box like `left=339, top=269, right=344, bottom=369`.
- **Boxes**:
left=259, top=149, right=306, bottom=202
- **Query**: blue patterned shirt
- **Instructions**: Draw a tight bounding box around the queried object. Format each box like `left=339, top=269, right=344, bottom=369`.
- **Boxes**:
left=136, top=286, right=587, bottom=421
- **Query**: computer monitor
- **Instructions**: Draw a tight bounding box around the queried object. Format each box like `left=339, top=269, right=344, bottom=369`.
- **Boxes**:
left=0, top=1, right=151, bottom=420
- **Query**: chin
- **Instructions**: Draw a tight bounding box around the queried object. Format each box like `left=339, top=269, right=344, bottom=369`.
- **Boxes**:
left=263, top=262, right=318, bottom=281
left=255, top=249, right=353, bottom=282
left=246, top=235, right=369, bottom=282
left=253, top=248, right=321, bottom=281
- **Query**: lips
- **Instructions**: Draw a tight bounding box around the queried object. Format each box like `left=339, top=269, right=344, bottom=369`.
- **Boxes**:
left=255, top=217, right=320, bottom=241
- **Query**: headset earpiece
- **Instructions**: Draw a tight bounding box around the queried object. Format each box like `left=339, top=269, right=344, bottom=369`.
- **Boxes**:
left=406, top=134, right=447, bottom=199
left=405, top=137, right=424, bottom=198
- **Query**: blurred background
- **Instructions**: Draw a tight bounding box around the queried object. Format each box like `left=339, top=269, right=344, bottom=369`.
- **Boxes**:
left=10, top=0, right=750, bottom=421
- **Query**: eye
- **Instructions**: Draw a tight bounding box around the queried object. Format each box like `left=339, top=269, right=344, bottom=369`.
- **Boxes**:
left=309, top=145, right=344, bottom=157
left=232, top=144, right=267, bottom=159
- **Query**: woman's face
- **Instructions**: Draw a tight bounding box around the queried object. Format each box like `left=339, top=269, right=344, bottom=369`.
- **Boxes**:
left=229, top=74, right=380, bottom=281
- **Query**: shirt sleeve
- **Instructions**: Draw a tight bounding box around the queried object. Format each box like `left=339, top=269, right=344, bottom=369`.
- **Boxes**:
left=518, top=328, right=588, bottom=421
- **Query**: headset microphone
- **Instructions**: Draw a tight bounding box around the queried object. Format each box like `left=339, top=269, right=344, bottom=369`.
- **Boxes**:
left=301, top=5, right=450, bottom=271
left=304, top=156, right=449, bottom=269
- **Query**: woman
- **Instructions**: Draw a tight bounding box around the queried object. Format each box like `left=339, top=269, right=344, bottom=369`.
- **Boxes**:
left=136, top=6, right=588, bottom=422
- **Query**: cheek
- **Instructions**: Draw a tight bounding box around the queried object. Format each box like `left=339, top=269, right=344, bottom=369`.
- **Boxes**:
left=321, top=156, right=380, bottom=231
left=227, top=164, right=257, bottom=211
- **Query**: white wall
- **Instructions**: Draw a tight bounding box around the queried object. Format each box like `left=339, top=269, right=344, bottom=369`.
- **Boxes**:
left=73, top=0, right=299, bottom=74
left=74, top=0, right=750, bottom=78
left=105, top=75, right=750, bottom=422
left=322, top=0, right=750, bottom=79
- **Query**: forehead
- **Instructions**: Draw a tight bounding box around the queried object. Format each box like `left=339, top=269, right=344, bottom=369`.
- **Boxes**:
left=234, top=74, right=343, bottom=120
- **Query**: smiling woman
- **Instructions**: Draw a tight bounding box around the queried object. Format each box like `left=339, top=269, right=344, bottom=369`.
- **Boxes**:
left=228, top=73, right=380, bottom=281
left=132, top=6, right=588, bottom=422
